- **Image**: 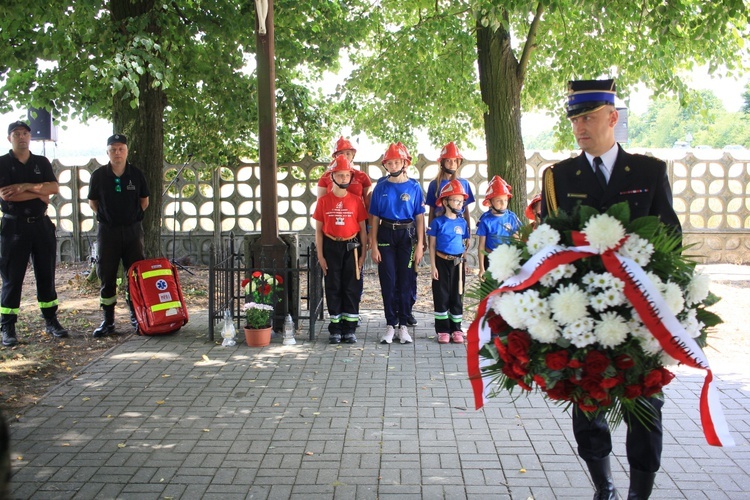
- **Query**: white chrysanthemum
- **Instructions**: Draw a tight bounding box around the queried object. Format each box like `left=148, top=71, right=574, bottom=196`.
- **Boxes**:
left=645, top=272, right=664, bottom=290
left=487, top=244, right=523, bottom=282
left=563, top=317, right=596, bottom=347
left=550, top=284, right=589, bottom=325
left=662, top=281, right=685, bottom=315
left=583, top=214, right=626, bottom=252
left=681, top=308, right=704, bottom=338
left=540, top=263, right=575, bottom=287
left=567, top=328, right=597, bottom=348
left=527, top=316, right=560, bottom=343
left=582, top=271, right=597, bottom=287
left=526, top=224, right=561, bottom=254
left=517, top=289, right=549, bottom=320
left=609, top=276, right=625, bottom=292
left=627, top=316, right=649, bottom=339
left=589, top=293, right=609, bottom=312
left=595, top=312, right=629, bottom=348
left=602, top=288, right=626, bottom=308
left=494, top=293, right=526, bottom=329
left=638, top=334, right=663, bottom=356
left=686, top=272, right=711, bottom=305
left=660, top=352, right=678, bottom=366
left=618, top=234, right=655, bottom=266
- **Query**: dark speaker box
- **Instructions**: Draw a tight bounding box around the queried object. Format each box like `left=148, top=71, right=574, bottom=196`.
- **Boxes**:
left=27, top=108, right=58, bottom=141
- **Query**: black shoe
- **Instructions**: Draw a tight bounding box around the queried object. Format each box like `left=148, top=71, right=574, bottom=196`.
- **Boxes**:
left=329, top=333, right=341, bottom=344
left=343, top=333, right=357, bottom=344
left=130, top=311, right=139, bottom=330
left=93, top=321, right=115, bottom=338
left=1, top=323, right=17, bottom=347
left=406, top=315, right=418, bottom=326
left=45, top=317, right=69, bottom=338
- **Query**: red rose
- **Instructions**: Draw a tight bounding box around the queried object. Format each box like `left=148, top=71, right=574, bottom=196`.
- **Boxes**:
left=614, top=354, right=635, bottom=370
left=510, top=361, right=528, bottom=378
left=624, top=384, right=643, bottom=399
left=568, top=358, right=582, bottom=369
left=659, top=367, right=675, bottom=387
left=502, top=364, right=519, bottom=381
left=275, top=274, right=284, bottom=285
left=533, top=374, right=547, bottom=389
left=487, top=311, right=509, bottom=333
left=643, top=369, right=663, bottom=387
left=494, top=338, right=512, bottom=364
left=517, top=379, right=532, bottom=391
left=600, top=376, right=622, bottom=389
left=578, top=401, right=599, bottom=412
left=261, top=284, right=271, bottom=295
left=507, top=331, right=531, bottom=364
left=581, top=378, right=607, bottom=401
left=644, top=385, right=663, bottom=397
left=545, top=350, right=570, bottom=371
left=546, top=381, right=572, bottom=401
left=241, top=278, right=250, bottom=288
left=584, top=351, right=610, bottom=375
left=252, top=271, right=262, bottom=278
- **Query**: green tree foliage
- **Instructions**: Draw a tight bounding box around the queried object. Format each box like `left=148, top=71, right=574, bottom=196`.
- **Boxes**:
left=337, top=0, right=749, bottom=215
left=742, top=81, right=750, bottom=115
left=629, top=90, right=750, bottom=148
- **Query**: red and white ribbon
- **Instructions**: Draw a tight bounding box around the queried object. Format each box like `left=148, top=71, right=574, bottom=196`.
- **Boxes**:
left=468, top=233, right=735, bottom=447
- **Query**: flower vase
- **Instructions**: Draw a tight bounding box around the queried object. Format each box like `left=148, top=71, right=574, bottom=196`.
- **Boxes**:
left=244, top=326, right=272, bottom=347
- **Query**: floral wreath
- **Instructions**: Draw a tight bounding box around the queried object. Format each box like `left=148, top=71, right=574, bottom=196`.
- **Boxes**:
left=467, top=202, right=734, bottom=447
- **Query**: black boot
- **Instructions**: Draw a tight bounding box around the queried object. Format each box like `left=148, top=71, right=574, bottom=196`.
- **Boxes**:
left=93, top=306, right=116, bottom=338
left=127, top=301, right=139, bottom=331
left=1, top=323, right=17, bottom=347
left=44, top=316, right=69, bottom=338
left=627, top=469, right=656, bottom=500
left=585, top=456, right=618, bottom=500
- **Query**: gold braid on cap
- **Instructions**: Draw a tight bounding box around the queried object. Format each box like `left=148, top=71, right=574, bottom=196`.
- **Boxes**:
left=543, top=167, right=558, bottom=216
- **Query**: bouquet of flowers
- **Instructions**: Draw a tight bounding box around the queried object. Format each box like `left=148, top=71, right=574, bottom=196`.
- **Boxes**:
left=241, top=271, right=284, bottom=329
left=467, top=202, right=732, bottom=445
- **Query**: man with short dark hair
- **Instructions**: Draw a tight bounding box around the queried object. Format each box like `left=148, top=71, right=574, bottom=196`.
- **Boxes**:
left=87, top=134, right=150, bottom=337
left=542, top=79, right=681, bottom=500
left=0, top=121, right=68, bottom=347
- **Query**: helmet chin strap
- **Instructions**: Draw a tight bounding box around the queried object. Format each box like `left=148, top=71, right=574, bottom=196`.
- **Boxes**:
left=441, top=166, right=457, bottom=176
left=448, top=206, right=464, bottom=216
left=388, top=168, right=405, bottom=178
left=333, top=179, right=351, bottom=189
left=489, top=206, right=506, bottom=215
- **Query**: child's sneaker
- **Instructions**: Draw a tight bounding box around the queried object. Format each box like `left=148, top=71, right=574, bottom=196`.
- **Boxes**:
left=343, top=333, right=357, bottom=344
left=437, top=332, right=450, bottom=344
left=451, top=331, right=465, bottom=344
left=399, top=325, right=413, bottom=344
left=381, top=325, right=395, bottom=344
left=329, top=333, right=342, bottom=344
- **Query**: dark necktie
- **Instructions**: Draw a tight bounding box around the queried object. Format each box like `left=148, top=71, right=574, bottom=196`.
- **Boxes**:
left=593, top=156, right=607, bottom=190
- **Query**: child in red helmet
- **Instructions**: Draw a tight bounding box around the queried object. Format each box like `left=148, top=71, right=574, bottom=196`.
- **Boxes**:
left=426, top=141, right=475, bottom=233
left=476, top=175, right=522, bottom=279
left=427, top=179, right=470, bottom=344
left=317, top=136, right=372, bottom=213
left=313, top=156, right=368, bottom=344
left=525, top=193, right=542, bottom=229
left=369, top=143, right=425, bottom=344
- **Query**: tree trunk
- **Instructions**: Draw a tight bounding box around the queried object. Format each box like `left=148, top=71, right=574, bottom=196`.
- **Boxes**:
left=476, top=22, right=528, bottom=216
left=111, top=0, right=165, bottom=259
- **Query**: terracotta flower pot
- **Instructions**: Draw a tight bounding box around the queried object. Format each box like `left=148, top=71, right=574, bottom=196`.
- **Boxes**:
left=245, top=326, right=272, bottom=347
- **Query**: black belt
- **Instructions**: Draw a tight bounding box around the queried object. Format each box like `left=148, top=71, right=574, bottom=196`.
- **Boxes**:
left=3, top=213, right=45, bottom=223
left=436, top=251, right=462, bottom=261
left=379, top=219, right=414, bottom=230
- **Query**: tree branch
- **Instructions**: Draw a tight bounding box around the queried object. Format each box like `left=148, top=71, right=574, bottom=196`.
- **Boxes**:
left=517, top=2, right=545, bottom=85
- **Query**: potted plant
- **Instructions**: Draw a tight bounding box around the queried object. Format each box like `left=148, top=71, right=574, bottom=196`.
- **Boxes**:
left=241, top=271, right=284, bottom=347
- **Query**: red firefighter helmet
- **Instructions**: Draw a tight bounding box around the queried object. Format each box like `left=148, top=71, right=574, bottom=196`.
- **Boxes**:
left=436, top=179, right=469, bottom=207
left=332, top=136, right=357, bottom=158
left=482, top=175, right=513, bottom=206
left=382, top=142, right=412, bottom=166
left=437, top=141, right=463, bottom=165
left=525, top=193, right=542, bottom=220
left=329, top=155, right=352, bottom=173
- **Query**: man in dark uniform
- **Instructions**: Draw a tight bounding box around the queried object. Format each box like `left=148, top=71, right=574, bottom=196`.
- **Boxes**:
left=0, top=121, right=68, bottom=347
left=541, top=80, right=681, bottom=500
left=87, top=134, right=150, bottom=337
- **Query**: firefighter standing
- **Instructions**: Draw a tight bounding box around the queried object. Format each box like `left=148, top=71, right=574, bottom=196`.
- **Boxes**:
left=0, top=121, right=68, bottom=347
left=87, top=134, right=150, bottom=337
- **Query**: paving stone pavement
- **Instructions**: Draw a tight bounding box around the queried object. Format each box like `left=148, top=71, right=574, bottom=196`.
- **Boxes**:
left=6, top=307, right=750, bottom=500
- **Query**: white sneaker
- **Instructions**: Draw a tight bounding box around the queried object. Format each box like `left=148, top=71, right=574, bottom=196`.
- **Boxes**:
left=399, top=325, right=413, bottom=344
left=381, top=325, right=395, bottom=344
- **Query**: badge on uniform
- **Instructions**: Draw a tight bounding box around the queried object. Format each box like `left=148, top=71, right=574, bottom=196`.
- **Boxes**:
left=453, top=226, right=463, bottom=235
left=126, top=180, right=136, bottom=191
left=400, top=193, right=411, bottom=202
